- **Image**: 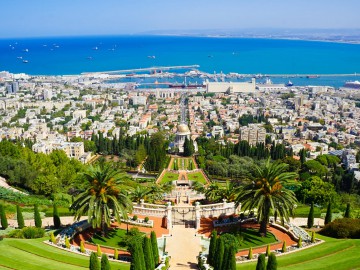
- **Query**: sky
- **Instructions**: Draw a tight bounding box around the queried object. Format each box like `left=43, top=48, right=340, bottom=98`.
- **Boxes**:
left=1, top=0, right=359, bottom=38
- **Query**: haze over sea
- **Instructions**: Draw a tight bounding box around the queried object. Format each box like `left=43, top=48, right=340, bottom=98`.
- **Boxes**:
left=1, top=35, right=360, bottom=86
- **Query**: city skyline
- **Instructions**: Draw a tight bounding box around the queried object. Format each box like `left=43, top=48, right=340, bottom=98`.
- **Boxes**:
left=1, top=0, right=360, bottom=38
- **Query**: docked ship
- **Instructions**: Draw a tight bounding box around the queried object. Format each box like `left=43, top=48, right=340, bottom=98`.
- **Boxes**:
left=286, top=80, right=294, bottom=86
left=343, top=81, right=360, bottom=89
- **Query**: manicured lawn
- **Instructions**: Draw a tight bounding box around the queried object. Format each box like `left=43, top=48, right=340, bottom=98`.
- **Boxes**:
left=89, top=229, right=144, bottom=250
left=294, top=204, right=322, bottom=218
left=0, top=237, right=129, bottom=270
left=159, top=171, right=179, bottom=184
left=237, top=235, right=360, bottom=270
left=187, top=171, right=207, bottom=184
left=237, top=228, right=278, bottom=250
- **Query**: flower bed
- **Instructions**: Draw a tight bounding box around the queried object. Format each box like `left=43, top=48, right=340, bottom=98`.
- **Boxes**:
left=121, top=217, right=154, bottom=228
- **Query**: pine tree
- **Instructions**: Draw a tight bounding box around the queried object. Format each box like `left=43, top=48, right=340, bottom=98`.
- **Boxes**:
left=114, top=248, right=119, bottom=260
left=90, top=252, right=100, bottom=270
left=307, top=202, right=314, bottom=228
left=282, top=241, right=287, bottom=253
left=150, top=231, right=159, bottom=266
left=97, top=244, right=102, bottom=257
left=266, top=253, right=277, bottom=270
left=16, top=205, right=24, bottom=229
left=297, top=236, right=302, bottom=248
left=101, top=254, right=111, bottom=270
left=143, top=237, right=155, bottom=270
left=207, top=230, right=217, bottom=266
left=53, top=204, right=61, bottom=229
left=265, top=244, right=271, bottom=256
left=215, top=237, right=224, bottom=270
left=34, top=204, right=42, bottom=228
left=0, top=204, right=8, bottom=230
left=325, top=201, right=332, bottom=225
left=256, top=254, right=266, bottom=270
left=248, top=247, right=253, bottom=259
left=344, top=203, right=351, bottom=218
left=311, top=231, right=315, bottom=243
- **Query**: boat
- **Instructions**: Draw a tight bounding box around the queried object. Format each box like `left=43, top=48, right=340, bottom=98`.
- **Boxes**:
left=286, top=80, right=294, bottom=87
left=343, top=81, right=360, bottom=89
left=22, top=60, right=29, bottom=63
left=306, top=75, right=319, bottom=79
left=86, top=56, right=93, bottom=60
left=92, top=47, right=98, bottom=50
left=23, top=49, right=29, bottom=52
left=17, top=56, right=23, bottom=59
left=168, top=83, right=185, bottom=88
left=147, top=56, right=156, bottom=59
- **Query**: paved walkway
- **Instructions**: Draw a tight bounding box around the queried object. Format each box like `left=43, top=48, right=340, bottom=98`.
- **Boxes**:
left=166, top=225, right=201, bottom=269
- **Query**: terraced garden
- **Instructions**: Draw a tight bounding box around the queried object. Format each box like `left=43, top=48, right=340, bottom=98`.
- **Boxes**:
left=0, top=237, right=129, bottom=270
left=187, top=171, right=208, bottom=184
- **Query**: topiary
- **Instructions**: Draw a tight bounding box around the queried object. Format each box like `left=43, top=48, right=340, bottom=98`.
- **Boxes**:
left=265, top=244, right=271, bottom=256
left=16, top=205, right=25, bottom=229
left=297, top=236, right=302, bottom=248
left=311, top=231, right=315, bottom=243
left=97, top=244, right=102, bottom=257
left=266, top=253, right=277, bottom=270
left=0, top=204, right=8, bottom=230
left=100, top=254, right=111, bottom=270
left=113, top=248, right=118, bottom=260
left=248, top=247, right=253, bottom=259
left=34, top=204, right=42, bottom=228
left=144, top=217, right=149, bottom=223
left=256, top=254, right=266, bottom=270
left=89, top=252, right=100, bottom=270
left=132, top=215, right=138, bottom=221
left=80, top=240, right=85, bottom=253
left=50, top=232, right=56, bottom=243
left=282, top=241, right=287, bottom=253
left=65, top=236, right=70, bottom=249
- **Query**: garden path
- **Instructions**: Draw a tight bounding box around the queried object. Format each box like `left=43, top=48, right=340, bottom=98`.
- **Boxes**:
left=166, top=225, right=201, bottom=269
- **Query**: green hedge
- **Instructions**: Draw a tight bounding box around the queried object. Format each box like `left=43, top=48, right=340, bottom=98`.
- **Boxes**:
left=8, top=227, right=45, bottom=239
left=320, top=218, right=360, bottom=239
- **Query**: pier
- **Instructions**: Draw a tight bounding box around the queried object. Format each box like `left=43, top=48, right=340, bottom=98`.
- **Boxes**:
left=81, top=65, right=200, bottom=75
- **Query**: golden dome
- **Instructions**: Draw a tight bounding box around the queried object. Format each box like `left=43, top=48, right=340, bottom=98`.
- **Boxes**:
left=177, top=124, right=190, bottom=133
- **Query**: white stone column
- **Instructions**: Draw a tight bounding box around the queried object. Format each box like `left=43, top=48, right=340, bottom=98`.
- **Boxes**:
left=166, top=202, right=172, bottom=229
left=195, top=202, right=201, bottom=230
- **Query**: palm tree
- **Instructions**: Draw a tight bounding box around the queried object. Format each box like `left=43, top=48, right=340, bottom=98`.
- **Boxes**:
left=71, top=164, right=133, bottom=236
left=131, top=185, right=152, bottom=203
left=235, top=159, right=298, bottom=235
left=205, top=182, right=222, bottom=202
left=218, top=181, right=239, bottom=202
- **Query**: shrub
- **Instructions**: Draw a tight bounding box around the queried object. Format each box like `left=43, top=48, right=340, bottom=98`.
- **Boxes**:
left=266, top=253, right=277, bottom=270
left=144, top=217, right=149, bottom=223
left=100, top=254, right=111, bottom=270
left=248, top=247, right=253, bottom=259
left=132, top=215, right=138, bottom=221
left=282, top=241, right=287, bottom=253
left=311, top=231, right=315, bottom=243
left=53, top=204, right=61, bottom=229
left=97, top=244, right=102, bottom=257
left=0, top=204, right=8, bottom=229
left=221, top=233, right=240, bottom=250
left=80, top=240, right=85, bottom=253
left=50, top=232, right=56, bottom=243
left=65, top=236, right=70, bottom=249
left=320, top=218, right=360, bottom=239
left=34, top=204, right=42, bottom=228
left=297, top=236, right=302, bottom=248
left=265, top=244, right=271, bottom=256
left=8, top=227, right=45, bottom=239
left=113, top=248, right=118, bottom=260
left=256, top=254, right=266, bottom=270
left=16, top=205, right=25, bottom=229
left=90, top=252, right=100, bottom=270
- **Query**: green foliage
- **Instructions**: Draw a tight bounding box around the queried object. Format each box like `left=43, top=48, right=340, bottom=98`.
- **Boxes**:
left=101, top=254, right=111, bottom=270
left=215, top=237, right=224, bottom=270
left=53, top=204, right=61, bottom=229
left=97, top=244, right=102, bottom=257
left=8, top=227, right=45, bottom=239
left=248, top=247, right=253, bottom=259
left=34, top=204, right=42, bottom=228
left=16, top=205, right=24, bottom=229
left=183, top=137, right=194, bottom=157
left=80, top=240, right=85, bottom=253
left=207, top=230, right=217, bottom=266
left=130, top=241, right=146, bottom=270
left=266, top=253, right=278, bottom=270
left=311, top=231, right=316, bottom=243
left=132, top=215, right=138, bottom=221
left=325, top=201, right=332, bottom=225
left=297, top=236, right=302, bottom=248
left=282, top=241, right=287, bottom=253
left=266, top=244, right=271, bottom=256
left=0, top=204, right=8, bottom=229
left=144, top=132, right=168, bottom=172
left=113, top=248, right=119, bottom=260
left=344, top=203, right=351, bottom=218
left=256, top=254, right=266, bottom=270
left=307, top=202, right=314, bottom=228
left=143, top=237, right=155, bottom=270
left=221, top=233, right=240, bottom=250
left=151, top=231, right=159, bottom=266
left=297, top=176, right=336, bottom=205
left=320, top=218, right=360, bottom=238
left=50, top=232, right=56, bottom=244
left=90, top=252, right=100, bottom=270
left=144, top=217, right=149, bottom=223
left=65, top=236, right=70, bottom=249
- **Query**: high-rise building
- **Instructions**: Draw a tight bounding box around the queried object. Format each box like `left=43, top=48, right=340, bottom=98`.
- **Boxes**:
left=12, top=82, right=19, bottom=93
left=239, top=124, right=266, bottom=145
left=43, top=89, right=53, bottom=100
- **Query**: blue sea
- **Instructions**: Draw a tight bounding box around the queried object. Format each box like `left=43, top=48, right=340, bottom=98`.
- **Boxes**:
left=1, top=35, right=360, bottom=87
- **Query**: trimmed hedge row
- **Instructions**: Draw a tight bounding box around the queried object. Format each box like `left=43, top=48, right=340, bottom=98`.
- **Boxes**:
left=320, top=218, right=360, bottom=239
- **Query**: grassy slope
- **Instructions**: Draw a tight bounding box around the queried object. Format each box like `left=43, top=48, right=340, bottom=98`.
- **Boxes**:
left=187, top=171, right=207, bottom=184
left=237, top=228, right=277, bottom=250
left=237, top=235, right=360, bottom=270
left=159, top=171, right=179, bottom=184
left=0, top=238, right=129, bottom=270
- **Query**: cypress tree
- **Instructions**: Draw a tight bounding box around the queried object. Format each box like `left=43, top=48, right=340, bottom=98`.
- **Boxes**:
left=90, top=252, right=100, bottom=270
left=215, top=237, right=224, bottom=270
left=282, top=241, right=287, bottom=253
left=228, top=246, right=237, bottom=270
left=344, top=203, right=351, bottom=218
left=114, top=248, right=119, bottom=260
left=265, top=244, right=271, bottom=257
left=325, top=201, right=332, bottom=225
left=16, top=205, right=24, bottom=229
left=248, top=247, right=253, bottom=259
left=150, top=231, right=159, bottom=266
left=207, top=230, right=217, bottom=266
left=53, top=204, right=61, bottom=229
left=307, top=202, right=314, bottom=228
left=143, top=237, right=155, bottom=270
left=256, top=254, right=266, bottom=270
left=266, top=253, right=277, bottom=270
left=0, top=204, right=8, bottom=230
left=221, top=246, right=230, bottom=270
left=97, top=244, right=102, bottom=257
left=101, top=254, right=111, bottom=270
left=34, top=204, right=42, bottom=228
